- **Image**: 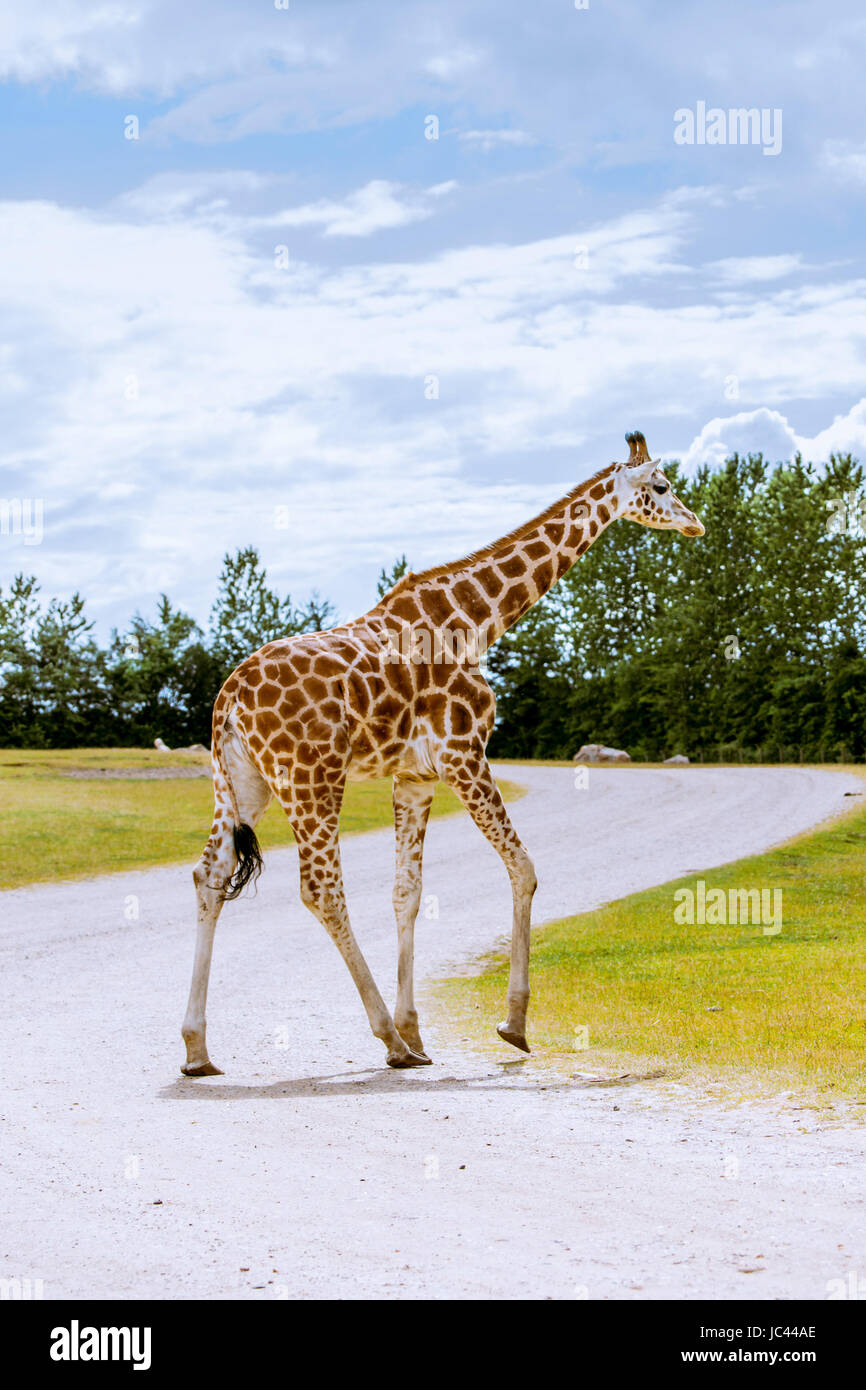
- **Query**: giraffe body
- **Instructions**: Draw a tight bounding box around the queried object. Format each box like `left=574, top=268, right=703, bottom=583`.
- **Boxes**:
left=181, top=433, right=704, bottom=1075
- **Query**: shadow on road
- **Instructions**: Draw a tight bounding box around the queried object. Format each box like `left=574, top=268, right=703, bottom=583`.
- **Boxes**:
left=159, top=1062, right=667, bottom=1101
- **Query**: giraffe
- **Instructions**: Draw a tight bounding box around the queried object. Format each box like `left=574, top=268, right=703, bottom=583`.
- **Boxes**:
left=181, top=431, right=704, bottom=1075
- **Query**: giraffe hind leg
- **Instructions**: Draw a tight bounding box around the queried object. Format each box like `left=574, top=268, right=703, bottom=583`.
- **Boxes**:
left=280, top=766, right=431, bottom=1068
left=181, top=744, right=272, bottom=1076
left=296, top=834, right=431, bottom=1068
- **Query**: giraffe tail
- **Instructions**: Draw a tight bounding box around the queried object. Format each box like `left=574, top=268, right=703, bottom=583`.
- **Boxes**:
left=211, top=709, right=264, bottom=902
left=222, top=823, right=263, bottom=901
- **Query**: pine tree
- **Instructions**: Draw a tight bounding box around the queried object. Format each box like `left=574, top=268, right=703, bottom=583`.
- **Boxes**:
left=377, top=554, right=410, bottom=598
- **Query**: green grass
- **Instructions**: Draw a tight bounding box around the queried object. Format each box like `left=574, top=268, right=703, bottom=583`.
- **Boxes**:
left=0, top=748, right=523, bottom=889
left=434, top=771, right=866, bottom=1105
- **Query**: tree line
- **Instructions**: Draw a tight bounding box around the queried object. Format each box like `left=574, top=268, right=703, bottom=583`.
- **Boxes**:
left=0, top=547, right=335, bottom=748
left=487, top=453, right=866, bottom=762
left=2, top=453, right=865, bottom=759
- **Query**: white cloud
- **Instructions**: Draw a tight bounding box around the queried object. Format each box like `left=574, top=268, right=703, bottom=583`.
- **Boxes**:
left=3, top=0, right=861, bottom=170
left=426, top=49, right=481, bottom=80
left=708, top=254, right=803, bottom=284
left=1, top=0, right=865, bottom=644
left=458, top=129, right=536, bottom=152
left=113, top=173, right=458, bottom=239
left=0, top=1, right=144, bottom=88
left=822, top=140, right=866, bottom=184
left=116, top=169, right=278, bottom=218
left=680, top=400, right=866, bottom=472
left=801, top=398, right=866, bottom=460
left=258, top=180, right=448, bottom=238
left=2, top=183, right=865, bottom=632
left=679, top=408, right=799, bottom=470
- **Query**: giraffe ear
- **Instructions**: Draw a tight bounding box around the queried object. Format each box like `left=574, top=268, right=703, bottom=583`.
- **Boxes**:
left=626, top=456, right=659, bottom=485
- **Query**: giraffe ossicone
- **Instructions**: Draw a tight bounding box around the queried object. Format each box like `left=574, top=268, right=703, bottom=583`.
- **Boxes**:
left=180, top=433, right=704, bottom=1076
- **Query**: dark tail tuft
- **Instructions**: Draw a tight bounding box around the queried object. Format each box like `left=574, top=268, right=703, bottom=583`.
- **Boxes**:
left=220, top=823, right=264, bottom=901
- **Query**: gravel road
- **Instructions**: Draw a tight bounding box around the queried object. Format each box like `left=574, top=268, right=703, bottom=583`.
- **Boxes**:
left=1, top=764, right=863, bottom=1300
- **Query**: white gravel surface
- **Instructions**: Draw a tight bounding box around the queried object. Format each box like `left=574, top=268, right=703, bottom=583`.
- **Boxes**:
left=1, top=764, right=863, bottom=1300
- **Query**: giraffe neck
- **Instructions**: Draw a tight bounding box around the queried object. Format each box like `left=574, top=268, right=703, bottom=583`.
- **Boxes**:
left=376, top=463, right=622, bottom=650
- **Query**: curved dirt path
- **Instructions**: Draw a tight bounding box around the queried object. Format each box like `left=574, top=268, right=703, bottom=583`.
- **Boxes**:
left=1, top=765, right=863, bottom=1300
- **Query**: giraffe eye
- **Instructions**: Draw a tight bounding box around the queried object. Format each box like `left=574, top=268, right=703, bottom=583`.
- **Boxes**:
left=652, top=484, right=668, bottom=495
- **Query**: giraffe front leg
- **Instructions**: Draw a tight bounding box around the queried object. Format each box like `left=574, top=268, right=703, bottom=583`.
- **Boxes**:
left=441, top=749, right=537, bottom=1053
left=392, top=776, right=437, bottom=1060
left=495, top=838, right=536, bottom=1053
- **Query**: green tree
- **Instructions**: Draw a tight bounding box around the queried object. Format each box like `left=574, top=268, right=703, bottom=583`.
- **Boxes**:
left=377, top=554, right=410, bottom=598
left=0, top=575, right=104, bottom=746
left=489, top=453, right=866, bottom=762
left=297, top=590, right=338, bottom=633
left=106, top=597, right=220, bottom=747
left=208, top=546, right=335, bottom=678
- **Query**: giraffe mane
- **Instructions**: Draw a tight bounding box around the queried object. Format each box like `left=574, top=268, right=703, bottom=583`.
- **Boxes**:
left=382, top=462, right=616, bottom=595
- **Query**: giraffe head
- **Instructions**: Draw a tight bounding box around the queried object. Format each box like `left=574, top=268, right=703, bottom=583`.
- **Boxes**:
left=618, top=431, right=704, bottom=538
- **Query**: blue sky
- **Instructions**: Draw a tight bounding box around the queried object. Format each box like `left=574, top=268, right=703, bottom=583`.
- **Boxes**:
left=1, top=0, right=865, bottom=637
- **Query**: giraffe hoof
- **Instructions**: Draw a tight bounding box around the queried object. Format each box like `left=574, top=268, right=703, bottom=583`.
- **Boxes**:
left=181, top=1061, right=224, bottom=1076
left=387, top=1049, right=433, bottom=1068
left=497, top=1024, right=531, bottom=1054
